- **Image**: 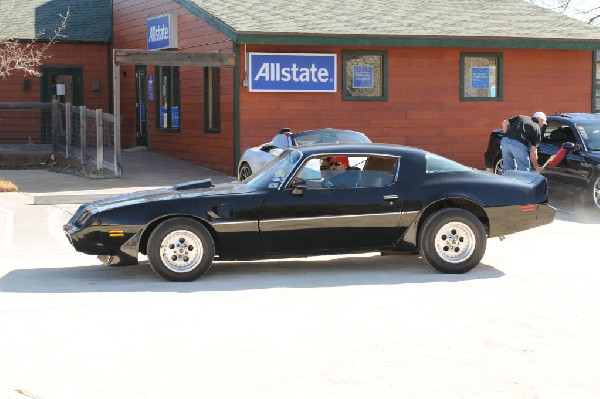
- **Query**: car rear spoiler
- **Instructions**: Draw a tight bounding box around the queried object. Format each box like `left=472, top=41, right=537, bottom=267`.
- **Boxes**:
left=501, top=170, right=544, bottom=185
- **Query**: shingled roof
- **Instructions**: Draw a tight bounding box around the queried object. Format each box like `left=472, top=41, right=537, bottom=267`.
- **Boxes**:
left=0, top=0, right=111, bottom=42
left=177, top=0, right=600, bottom=49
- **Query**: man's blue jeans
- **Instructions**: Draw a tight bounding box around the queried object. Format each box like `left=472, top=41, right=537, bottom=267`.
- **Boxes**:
left=501, top=136, right=530, bottom=172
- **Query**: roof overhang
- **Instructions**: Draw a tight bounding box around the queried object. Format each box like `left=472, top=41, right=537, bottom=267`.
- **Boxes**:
left=175, top=0, right=600, bottom=51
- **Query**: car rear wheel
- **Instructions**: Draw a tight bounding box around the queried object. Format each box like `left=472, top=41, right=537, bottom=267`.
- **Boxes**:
left=591, top=174, right=600, bottom=209
left=239, top=162, right=252, bottom=181
left=419, top=208, right=486, bottom=274
left=494, top=157, right=503, bottom=175
left=147, top=217, right=215, bottom=282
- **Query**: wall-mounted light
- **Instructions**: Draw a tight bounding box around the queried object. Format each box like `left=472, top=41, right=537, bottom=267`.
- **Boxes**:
left=22, top=79, right=31, bottom=91
left=92, top=80, right=101, bottom=92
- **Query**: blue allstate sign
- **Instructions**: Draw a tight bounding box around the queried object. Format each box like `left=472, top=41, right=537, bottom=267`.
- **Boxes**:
left=147, top=14, right=178, bottom=51
left=248, top=53, right=337, bottom=92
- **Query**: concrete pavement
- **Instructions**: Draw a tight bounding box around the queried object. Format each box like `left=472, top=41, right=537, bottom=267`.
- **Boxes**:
left=0, top=148, right=235, bottom=205
left=1, top=150, right=600, bottom=398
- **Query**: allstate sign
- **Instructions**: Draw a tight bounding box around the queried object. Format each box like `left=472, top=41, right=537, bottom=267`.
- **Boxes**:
left=147, top=14, right=178, bottom=51
left=248, top=53, right=337, bottom=92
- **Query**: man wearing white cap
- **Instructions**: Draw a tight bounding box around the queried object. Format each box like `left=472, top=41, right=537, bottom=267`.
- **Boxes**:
left=500, top=111, right=547, bottom=172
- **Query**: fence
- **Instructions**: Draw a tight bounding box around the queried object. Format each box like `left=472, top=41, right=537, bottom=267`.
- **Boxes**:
left=0, top=101, right=121, bottom=176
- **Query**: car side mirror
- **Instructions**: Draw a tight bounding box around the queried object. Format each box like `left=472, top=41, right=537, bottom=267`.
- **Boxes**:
left=290, top=180, right=306, bottom=196
left=561, top=141, right=575, bottom=150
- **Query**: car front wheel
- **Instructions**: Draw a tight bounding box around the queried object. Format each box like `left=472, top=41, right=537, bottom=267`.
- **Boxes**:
left=238, top=162, right=252, bottom=181
left=591, top=174, right=600, bottom=209
left=147, top=217, right=215, bottom=282
left=494, top=157, right=503, bottom=175
left=419, top=208, right=486, bottom=274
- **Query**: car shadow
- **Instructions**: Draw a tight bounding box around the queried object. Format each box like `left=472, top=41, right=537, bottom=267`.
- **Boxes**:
left=0, top=253, right=504, bottom=293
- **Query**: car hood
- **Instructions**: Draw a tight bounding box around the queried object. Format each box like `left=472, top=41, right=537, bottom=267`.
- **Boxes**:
left=90, top=179, right=260, bottom=212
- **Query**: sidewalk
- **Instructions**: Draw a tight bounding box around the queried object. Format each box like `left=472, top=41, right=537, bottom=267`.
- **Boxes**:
left=0, top=148, right=235, bottom=205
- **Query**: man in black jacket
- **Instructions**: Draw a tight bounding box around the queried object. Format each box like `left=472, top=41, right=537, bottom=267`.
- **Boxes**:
left=500, top=111, right=547, bottom=172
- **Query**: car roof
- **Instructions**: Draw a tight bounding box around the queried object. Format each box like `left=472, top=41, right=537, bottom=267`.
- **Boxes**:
left=291, top=128, right=367, bottom=137
left=549, top=113, right=600, bottom=123
left=293, top=142, right=426, bottom=157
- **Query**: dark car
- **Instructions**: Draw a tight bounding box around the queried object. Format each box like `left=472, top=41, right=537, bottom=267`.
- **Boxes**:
left=65, top=143, right=555, bottom=282
left=484, top=113, right=600, bottom=209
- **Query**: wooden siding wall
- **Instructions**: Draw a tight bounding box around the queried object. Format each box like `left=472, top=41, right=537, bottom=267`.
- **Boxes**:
left=113, top=0, right=235, bottom=173
left=114, top=0, right=593, bottom=173
left=240, top=45, right=593, bottom=168
left=0, top=42, right=110, bottom=144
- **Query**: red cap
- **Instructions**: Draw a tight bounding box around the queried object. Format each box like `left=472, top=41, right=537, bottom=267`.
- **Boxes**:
left=330, top=156, right=349, bottom=166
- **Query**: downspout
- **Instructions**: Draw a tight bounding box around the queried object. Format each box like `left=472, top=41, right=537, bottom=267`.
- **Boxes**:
left=593, top=49, right=598, bottom=113
left=233, top=43, right=241, bottom=175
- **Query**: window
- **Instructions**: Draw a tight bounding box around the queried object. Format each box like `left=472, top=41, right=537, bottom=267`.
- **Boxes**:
left=204, top=67, right=220, bottom=133
left=460, top=53, right=503, bottom=101
left=291, top=155, right=397, bottom=189
left=156, top=66, right=180, bottom=131
left=342, top=51, right=387, bottom=101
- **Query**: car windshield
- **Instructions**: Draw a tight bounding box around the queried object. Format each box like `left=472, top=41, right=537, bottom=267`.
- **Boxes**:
left=292, top=130, right=371, bottom=146
left=244, top=149, right=302, bottom=188
left=576, top=123, right=600, bottom=150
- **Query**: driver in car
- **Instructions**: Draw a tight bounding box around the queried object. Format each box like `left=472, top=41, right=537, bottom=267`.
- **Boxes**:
left=322, top=156, right=360, bottom=188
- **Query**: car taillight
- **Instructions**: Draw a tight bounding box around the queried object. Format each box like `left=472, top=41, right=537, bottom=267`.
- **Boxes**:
left=521, top=204, right=536, bottom=212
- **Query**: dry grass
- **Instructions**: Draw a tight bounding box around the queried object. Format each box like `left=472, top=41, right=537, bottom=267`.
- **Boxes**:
left=0, top=179, right=18, bottom=192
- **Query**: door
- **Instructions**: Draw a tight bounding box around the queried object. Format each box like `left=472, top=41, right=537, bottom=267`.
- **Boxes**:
left=41, top=67, right=83, bottom=144
left=135, top=65, right=148, bottom=146
left=258, top=155, right=404, bottom=254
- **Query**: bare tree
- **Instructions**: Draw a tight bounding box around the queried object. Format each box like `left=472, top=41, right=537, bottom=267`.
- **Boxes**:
left=527, top=0, right=600, bottom=25
left=0, top=2, right=69, bottom=78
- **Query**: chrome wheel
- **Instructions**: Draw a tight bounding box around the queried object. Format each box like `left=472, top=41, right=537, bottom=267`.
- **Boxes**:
left=494, top=157, right=503, bottom=175
left=160, top=230, right=204, bottom=273
left=239, top=163, right=252, bottom=181
left=419, top=208, right=486, bottom=274
left=593, top=176, right=600, bottom=209
left=433, top=221, right=476, bottom=264
left=147, top=218, right=215, bottom=281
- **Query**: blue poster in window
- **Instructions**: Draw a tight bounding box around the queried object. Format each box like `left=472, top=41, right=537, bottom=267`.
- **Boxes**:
left=148, top=75, right=154, bottom=101
left=353, top=65, right=374, bottom=88
left=172, top=106, right=179, bottom=128
left=471, top=67, right=490, bottom=89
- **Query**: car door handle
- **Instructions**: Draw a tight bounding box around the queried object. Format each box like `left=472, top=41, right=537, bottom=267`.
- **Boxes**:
left=383, top=195, right=398, bottom=201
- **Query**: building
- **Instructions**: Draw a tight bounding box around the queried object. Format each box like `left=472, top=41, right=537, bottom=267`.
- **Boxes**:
left=25, top=0, right=600, bottom=174
left=0, top=0, right=112, bottom=145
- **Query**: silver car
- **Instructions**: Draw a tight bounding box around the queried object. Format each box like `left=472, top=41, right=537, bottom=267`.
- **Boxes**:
left=237, top=128, right=371, bottom=180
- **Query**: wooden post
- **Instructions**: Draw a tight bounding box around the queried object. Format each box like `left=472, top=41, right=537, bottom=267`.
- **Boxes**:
left=80, top=106, right=87, bottom=164
left=65, top=102, right=72, bottom=158
left=96, top=109, right=103, bottom=171
left=51, top=99, right=58, bottom=154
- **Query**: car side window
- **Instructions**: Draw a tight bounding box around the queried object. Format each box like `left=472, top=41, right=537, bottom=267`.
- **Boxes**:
left=542, top=122, right=576, bottom=145
left=290, top=155, right=397, bottom=189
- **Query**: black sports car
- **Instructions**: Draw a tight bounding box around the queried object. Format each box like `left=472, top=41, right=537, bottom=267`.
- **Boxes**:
left=65, top=143, right=555, bottom=282
left=484, top=113, right=600, bottom=209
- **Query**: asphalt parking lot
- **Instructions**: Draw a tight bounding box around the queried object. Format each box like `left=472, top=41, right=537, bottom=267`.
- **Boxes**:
left=1, top=153, right=599, bottom=399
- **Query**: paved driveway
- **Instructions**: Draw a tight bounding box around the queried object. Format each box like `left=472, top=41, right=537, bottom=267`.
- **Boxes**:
left=1, top=156, right=599, bottom=398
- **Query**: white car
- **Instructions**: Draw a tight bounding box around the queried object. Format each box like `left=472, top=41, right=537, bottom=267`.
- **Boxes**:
left=237, top=128, right=371, bottom=180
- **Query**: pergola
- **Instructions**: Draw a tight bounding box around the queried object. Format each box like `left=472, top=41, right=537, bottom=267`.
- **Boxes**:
left=112, top=49, right=236, bottom=175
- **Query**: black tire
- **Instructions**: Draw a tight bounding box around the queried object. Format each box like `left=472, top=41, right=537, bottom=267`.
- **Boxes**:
left=147, top=217, right=215, bottom=282
left=590, top=174, right=600, bottom=210
left=419, top=208, right=486, bottom=274
left=494, top=156, right=503, bottom=175
left=238, top=162, right=252, bottom=181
